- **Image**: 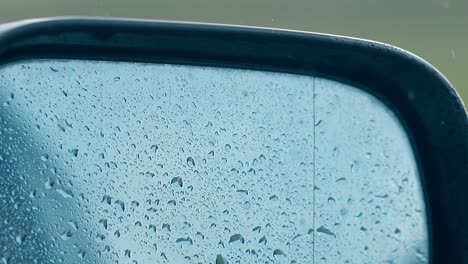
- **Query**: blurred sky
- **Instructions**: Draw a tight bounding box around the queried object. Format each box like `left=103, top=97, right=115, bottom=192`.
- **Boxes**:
left=0, top=0, right=466, bottom=102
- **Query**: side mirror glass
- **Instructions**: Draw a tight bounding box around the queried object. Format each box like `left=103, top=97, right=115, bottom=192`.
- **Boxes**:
left=1, top=59, right=427, bottom=263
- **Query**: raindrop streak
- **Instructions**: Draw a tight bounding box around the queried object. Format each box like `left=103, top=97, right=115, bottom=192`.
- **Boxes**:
left=56, top=189, right=74, bottom=198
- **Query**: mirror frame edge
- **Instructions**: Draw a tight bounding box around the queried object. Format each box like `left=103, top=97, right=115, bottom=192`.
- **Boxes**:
left=0, top=17, right=467, bottom=263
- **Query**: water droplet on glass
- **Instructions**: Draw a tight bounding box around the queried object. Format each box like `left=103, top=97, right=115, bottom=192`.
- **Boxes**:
left=236, top=189, right=248, bottom=195
left=69, top=148, right=79, bottom=157
left=162, top=223, right=171, bottom=231
left=229, top=234, right=245, bottom=245
left=171, top=177, right=183, bottom=187
left=78, top=249, right=86, bottom=259
left=269, top=195, right=278, bottom=201
left=216, top=254, right=228, bottom=264
left=56, top=188, right=74, bottom=198
left=115, top=200, right=125, bottom=211
left=15, top=234, right=26, bottom=245
left=60, top=230, right=73, bottom=240
left=40, top=154, right=49, bottom=161
left=68, top=221, right=78, bottom=230
left=99, top=219, right=108, bottom=229
left=28, top=190, right=37, bottom=198
left=102, top=195, right=112, bottom=205
left=44, top=178, right=54, bottom=189
left=176, top=237, right=193, bottom=247
left=273, top=249, right=286, bottom=258
left=317, top=226, right=336, bottom=237
left=187, top=157, right=195, bottom=167
left=151, top=144, right=158, bottom=153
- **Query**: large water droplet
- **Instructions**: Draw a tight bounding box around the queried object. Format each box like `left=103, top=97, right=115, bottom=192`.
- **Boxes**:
left=69, top=148, right=79, bottom=157
left=171, top=177, right=183, bottom=187
left=78, top=249, right=86, bottom=259
left=15, top=234, right=26, bottom=245
left=216, top=254, right=228, bottom=264
left=99, top=219, right=108, bottom=229
left=60, top=230, right=73, bottom=240
left=273, top=249, right=286, bottom=258
left=317, top=226, right=336, bottom=237
left=229, top=234, right=245, bottom=245
left=176, top=237, right=193, bottom=247
left=187, top=157, right=195, bottom=167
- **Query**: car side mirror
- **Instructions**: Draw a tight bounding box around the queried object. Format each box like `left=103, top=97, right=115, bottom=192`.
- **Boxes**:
left=0, top=17, right=466, bottom=264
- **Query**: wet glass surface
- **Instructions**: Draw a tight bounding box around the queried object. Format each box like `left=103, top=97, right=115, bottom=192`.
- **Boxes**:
left=0, top=60, right=427, bottom=263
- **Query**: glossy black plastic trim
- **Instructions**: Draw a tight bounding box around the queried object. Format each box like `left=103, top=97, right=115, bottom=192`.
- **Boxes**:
left=0, top=17, right=467, bottom=263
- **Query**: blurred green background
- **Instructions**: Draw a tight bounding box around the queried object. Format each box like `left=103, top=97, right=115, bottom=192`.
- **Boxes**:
left=0, top=0, right=466, bottom=102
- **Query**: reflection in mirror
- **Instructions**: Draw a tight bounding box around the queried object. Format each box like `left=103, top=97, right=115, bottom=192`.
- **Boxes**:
left=0, top=60, right=427, bottom=263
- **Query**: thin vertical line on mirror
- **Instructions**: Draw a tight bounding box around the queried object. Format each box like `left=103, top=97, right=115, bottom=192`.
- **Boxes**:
left=312, top=77, right=316, bottom=263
